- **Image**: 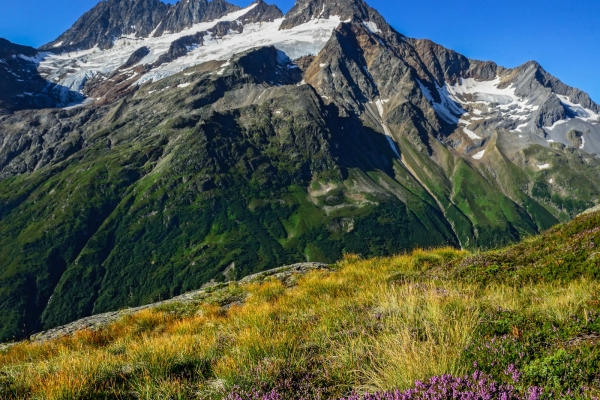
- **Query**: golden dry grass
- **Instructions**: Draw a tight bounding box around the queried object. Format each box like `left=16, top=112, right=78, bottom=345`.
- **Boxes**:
left=0, top=248, right=598, bottom=399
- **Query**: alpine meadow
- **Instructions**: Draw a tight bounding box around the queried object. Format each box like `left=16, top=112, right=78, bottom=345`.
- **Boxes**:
left=1, top=0, right=600, bottom=398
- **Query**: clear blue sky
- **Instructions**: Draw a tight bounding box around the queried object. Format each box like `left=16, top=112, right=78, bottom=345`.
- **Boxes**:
left=2, top=0, right=600, bottom=101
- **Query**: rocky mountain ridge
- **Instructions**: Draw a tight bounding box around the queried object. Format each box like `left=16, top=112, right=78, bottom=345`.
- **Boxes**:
left=0, top=262, right=327, bottom=349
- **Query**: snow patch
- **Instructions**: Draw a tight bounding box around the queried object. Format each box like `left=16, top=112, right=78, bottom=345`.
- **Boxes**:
left=514, top=122, right=528, bottom=133
left=418, top=79, right=466, bottom=124
left=433, top=84, right=466, bottom=124
left=545, top=119, right=568, bottom=131
left=149, top=22, right=162, bottom=38
left=363, top=21, right=382, bottom=34
left=62, top=97, right=94, bottom=110
left=581, top=136, right=585, bottom=149
left=382, top=124, right=400, bottom=158
left=472, top=150, right=486, bottom=160
left=53, top=41, right=64, bottom=48
left=177, top=82, right=191, bottom=88
left=557, top=95, right=600, bottom=122
left=463, top=128, right=481, bottom=140
left=216, top=59, right=231, bottom=75
left=375, top=99, right=385, bottom=117
left=373, top=99, right=400, bottom=158
left=446, top=77, right=542, bottom=128
left=537, top=164, right=550, bottom=170
left=417, top=79, right=434, bottom=103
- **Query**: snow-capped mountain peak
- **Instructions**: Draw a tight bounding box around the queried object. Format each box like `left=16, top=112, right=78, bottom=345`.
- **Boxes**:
left=33, top=0, right=348, bottom=100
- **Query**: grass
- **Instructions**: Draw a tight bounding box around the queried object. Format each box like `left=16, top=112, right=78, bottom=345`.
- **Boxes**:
left=1, top=212, right=600, bottom=399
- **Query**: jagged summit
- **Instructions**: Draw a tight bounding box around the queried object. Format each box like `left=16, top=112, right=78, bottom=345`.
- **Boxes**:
left=40, top=0, right=170, bottom=52
left=39, top=0, right=391, bottom=54
left=279, top=0, right=389, bottom=31
left=240, top=0, right=284, bottom=23
left=153, top=0, right=240, bottom=37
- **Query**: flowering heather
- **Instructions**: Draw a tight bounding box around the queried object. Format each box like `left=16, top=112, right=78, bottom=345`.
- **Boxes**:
left=228, top=371, right=542, bottom=400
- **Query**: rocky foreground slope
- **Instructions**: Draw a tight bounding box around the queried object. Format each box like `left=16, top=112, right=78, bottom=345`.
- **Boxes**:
left=0, top=0, right=599, bottom=341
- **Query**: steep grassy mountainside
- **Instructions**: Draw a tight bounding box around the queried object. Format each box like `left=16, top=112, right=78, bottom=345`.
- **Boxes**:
left=1, top=210, right=600, bottom=399
left=0, top=48, right=458, bottom=341
left=1, top=41, right=600, bottom=342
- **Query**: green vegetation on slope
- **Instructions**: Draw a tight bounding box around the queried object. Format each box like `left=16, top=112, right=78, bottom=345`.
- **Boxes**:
left=1, top=47, right=600, bottom=343
left=1, top=210, right=600, bottom=399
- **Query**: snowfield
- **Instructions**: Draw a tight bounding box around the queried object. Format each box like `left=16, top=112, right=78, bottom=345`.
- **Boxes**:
left=34, top=4, right=345, bottom=92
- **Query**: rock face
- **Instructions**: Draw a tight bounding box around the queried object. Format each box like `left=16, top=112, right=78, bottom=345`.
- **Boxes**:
left=38, top=0, right=277, bottom=53
left=153, top=0, right=240, bottom=36
left=239, top=0, right=284, bottom=23
left=40, top=0, right=170, bottom=52
left=0, top=0, right=600, bottom=343
left=279, top=0, right=387, bottom=30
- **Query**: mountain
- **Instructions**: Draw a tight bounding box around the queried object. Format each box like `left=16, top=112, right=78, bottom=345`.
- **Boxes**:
left=0, top=0, right=599, bottom=342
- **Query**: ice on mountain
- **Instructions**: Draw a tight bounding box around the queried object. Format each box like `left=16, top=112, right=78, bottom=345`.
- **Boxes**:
left=472, top=150, right=486, bottom=160
left=545, top=119, right=568, bottom=131
left=433, top=84, right=466, bottom=125
left=375, top=99, right=384, bottom=117
left=62, top=70, right=99, bottom=91
left=149, top=22, right=162, bottom=38
left=514, top=122, right=528, bottom=132
left=18, top=53, right=46, bottom=64
left=418, top=79, right=467, bottom=124
left=62, top=97, right=94, bottom=110
left=463, top=128, right=481, bottom=140
left=417, top=80, right=434, bottom=102
left=134, top=11, right=342, bottom=85
left=363, top=21, right=382, bottom=34
left=556, top=94, right=600, bottom=122
left=373, top=99, right=400, bottom=157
